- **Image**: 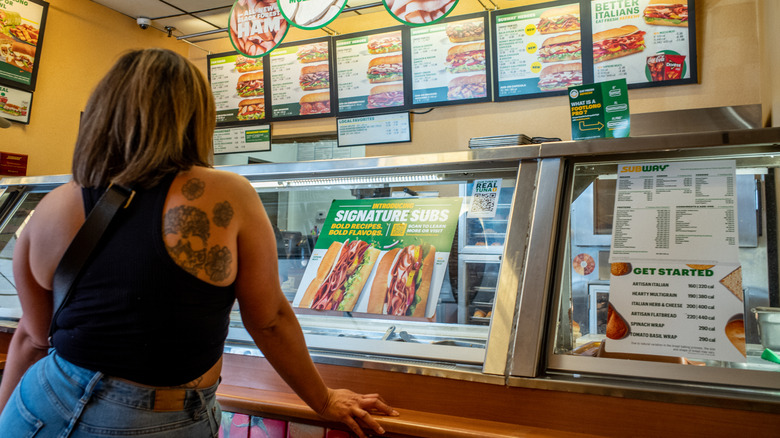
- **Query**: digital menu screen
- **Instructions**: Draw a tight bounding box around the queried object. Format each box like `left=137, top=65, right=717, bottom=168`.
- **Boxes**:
left=208, top=52, right=268, bottom=126
left=492, top=0, right=696, bottom=102
left=0, top=0, right=48, bottom=91
left=493, top=2, right=584, bottom=100
left=591, top=0, right=696, bottom=87
left=410, top=13, right=490, bottom=107
left=334, top=27, right=409, bottom=115
left=269, top=39, right=333, bottom=120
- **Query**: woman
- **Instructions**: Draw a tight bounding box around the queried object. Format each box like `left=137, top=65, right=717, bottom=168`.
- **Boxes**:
left=0, top=48, right=396, bottom=437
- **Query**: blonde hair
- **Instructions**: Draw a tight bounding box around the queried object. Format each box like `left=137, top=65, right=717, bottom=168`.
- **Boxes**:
left=72, top=48, right=215, bottom=189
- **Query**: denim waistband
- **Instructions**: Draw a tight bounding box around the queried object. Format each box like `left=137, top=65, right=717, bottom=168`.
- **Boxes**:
left=51, top=351, right=219, bottom=412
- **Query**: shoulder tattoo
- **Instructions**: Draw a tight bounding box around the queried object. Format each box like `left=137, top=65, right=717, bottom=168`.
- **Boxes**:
left=164, top=205, right=232, bottom=281
left=205, top=246, right=232, bottom=282
left=213, top=201, right=233, bottom=228
left=182, top=178, right=205, bottom=200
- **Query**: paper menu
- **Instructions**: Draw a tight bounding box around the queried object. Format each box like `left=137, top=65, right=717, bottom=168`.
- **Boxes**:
left=605, top=160, right=745, bottom=362
left=609, top=160, right=739, bottom=264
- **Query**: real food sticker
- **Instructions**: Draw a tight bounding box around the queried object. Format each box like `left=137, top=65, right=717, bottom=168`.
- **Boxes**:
left=292, top=197, right=463, bottom=319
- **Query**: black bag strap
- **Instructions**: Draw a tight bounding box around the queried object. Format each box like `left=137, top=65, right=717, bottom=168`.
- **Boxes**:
left=49, top=183, right=135, bottom=340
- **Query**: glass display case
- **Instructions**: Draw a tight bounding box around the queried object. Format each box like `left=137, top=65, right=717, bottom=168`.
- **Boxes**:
left=537, top=128, right=780, bottom=399
left=0, top=127, right=778, bottom=409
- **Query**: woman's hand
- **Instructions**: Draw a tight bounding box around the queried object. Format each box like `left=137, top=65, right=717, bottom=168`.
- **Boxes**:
left=317, top=388, right=399, bottom=438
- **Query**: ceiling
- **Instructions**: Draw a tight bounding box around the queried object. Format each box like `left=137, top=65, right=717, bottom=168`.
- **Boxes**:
left=89, top=0, right=384, bottom=43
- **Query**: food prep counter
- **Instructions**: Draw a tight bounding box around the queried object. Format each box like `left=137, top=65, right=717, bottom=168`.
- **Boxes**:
left=0, top=127, right=779, bottom=436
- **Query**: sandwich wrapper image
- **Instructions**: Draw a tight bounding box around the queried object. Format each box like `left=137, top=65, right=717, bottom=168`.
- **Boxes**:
left=292, top=197, right=463, bottom=319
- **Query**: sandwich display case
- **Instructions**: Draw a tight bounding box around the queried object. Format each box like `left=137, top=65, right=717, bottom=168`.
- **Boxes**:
left=0, top=127, right=778, bottom=429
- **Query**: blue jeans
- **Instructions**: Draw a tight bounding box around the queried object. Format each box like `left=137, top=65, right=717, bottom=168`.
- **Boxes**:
left=0, top=350, right=221, bottom=437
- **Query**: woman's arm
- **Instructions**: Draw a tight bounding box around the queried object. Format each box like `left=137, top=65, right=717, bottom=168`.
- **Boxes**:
left=0, top=231, right=53, bottom=411
left=231, top=176, right=397, bottom=438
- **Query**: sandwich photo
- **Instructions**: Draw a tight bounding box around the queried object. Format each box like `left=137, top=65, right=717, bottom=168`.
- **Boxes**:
left=385, top=0, right=456, bottom=24
left=725, top=317, right=746, bottom=357
left=236, top=72, right=264, bottom=97
left=593, top=25, right=646, bottom=64
left=606, top=303, right=630, bottom=340
left=445, top=20, right=484, bottom=43
left=235, top=55, right=262, bottom=73
left=447, top=74, right=486, bottom=100
left=299, top=64, right=330, bottom=91
left=0, top=41, right=35, bottom=73
left=445, top=42, right=486, bottom=74
left=538, top=33, right=581, bottom=63
left=537, top=4, right=580, bottom=34
left=0, top=10, right=21, bottom=28
left=299, top=92, right=331, bottom=115
left=299, top=240, right=380, bottom=311
left=237, top=98, right=265, bottom=121
left=367, top=84, right=404, bottom=109
left=643, top=0, right=689, bottom=27
left=367, top=244, right=435, bottom=317
left=537, top=62, right=582, bottom=92
left=1, top=101, right=26, bottom=117
left=297, top=42, right=329, bottom=64
left=367, top=55, right=403, bottom=84
left=281, top=0, right=342, bottom=28
left=367, top=33, right=402, bottom=55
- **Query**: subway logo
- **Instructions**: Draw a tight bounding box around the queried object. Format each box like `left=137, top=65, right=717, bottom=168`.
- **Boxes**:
left=620, top=164, right=670, bottom=173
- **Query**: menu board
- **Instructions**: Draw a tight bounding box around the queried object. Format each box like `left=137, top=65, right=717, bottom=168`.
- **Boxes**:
left=269, top=39, right=333, bottom=119
left=492, top=0, right=696, bottom=102
left=606, top=160, right=745, bottom=362
left=337, top=112, right=411, bottom=147
left=293, top=197, right=462, bottom=318
left=0, top=83, right=32, bottom=124
left=0, top=0, right=48, bottom=91
left=214, top=125, right=271, bottom=154
left=208, top=51, right=268, bottom=126
left=493, top=2, right=584, bottom=100
left=591, top=0, right=695, bottom=86
left=410, top=13, right=490, bottom=106
left=334, top=28, right=408, bottom=115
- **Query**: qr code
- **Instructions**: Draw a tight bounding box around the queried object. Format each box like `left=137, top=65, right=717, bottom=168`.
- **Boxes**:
left=390, top=223, right=407, bottom=237
left=470, top=192, right=497, bottom=214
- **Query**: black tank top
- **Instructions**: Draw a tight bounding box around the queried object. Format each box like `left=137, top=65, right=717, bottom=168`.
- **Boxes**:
left=52, top=173, right=236, bottom=386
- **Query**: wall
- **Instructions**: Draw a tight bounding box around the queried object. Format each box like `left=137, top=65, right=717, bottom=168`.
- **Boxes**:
left=191, top=0, right=774, bottom=159
left=0, top=0, right=186, bottom=177
left=1, top=0, right=777, bottom=177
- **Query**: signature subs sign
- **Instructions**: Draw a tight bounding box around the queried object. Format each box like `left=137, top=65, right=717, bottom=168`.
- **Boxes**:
left=230, top=0, right=289, bottom=58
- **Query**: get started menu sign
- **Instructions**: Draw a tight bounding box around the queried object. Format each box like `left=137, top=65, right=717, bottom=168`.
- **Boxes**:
left=606, top=160, right=745, bottom=362
left=293, top=197, right=462, bottom=319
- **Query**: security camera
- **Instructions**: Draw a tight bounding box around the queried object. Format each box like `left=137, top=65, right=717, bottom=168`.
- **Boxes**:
left=137, top=17, right=151, bottom=30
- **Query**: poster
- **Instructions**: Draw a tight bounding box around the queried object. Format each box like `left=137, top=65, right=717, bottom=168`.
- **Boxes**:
left=0, top=0, right=48, bottom=91
left=293, top=197, right=463, bottom=318
left=229, top=0, right=287, bottom=58
left=278, top=0, right=346, bottom=30
left=493, top=2, right=583, bottom=99
left=0, top=83, right=32, bottom=124
left=383, top=0, right=458, bottom=26
left=591, top=0, right=694, bottom=86
left=269, top=39, right=332, bottom=119
left=607, top=160, right=745, bottom=362
left=208, top=52, right=267, bottom=125
left=410, top=14, right=489, bottom=106
left=334, top=28, right=406, bottom=113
